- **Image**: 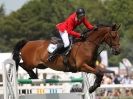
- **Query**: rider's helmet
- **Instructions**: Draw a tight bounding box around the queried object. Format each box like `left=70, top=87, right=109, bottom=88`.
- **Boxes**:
left=76, top=8, right=85, bottom=17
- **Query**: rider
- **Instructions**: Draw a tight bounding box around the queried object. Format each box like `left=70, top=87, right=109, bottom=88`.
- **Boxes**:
left=48, top=8, right=96, bottom=61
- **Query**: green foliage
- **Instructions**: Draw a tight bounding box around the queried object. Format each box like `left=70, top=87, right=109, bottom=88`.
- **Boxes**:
left=0, top=0, right=132, bottom=65
left=0, top=4, right=5, bottom=17
left=104, top=0, right=133, bottom=65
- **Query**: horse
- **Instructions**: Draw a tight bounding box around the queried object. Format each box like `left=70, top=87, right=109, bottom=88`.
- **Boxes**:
left=12, top=24, right=121, bottom=93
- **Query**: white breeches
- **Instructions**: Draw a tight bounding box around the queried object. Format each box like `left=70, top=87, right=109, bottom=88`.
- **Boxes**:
left=59, top=30, right=70, bottom=48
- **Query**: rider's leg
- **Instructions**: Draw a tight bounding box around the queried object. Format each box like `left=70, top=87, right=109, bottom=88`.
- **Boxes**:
left=59, top=30, right=70, bottom=48
left=48, top=30, right=70, bottom=61
left=48, top=44, right=63, bottom=61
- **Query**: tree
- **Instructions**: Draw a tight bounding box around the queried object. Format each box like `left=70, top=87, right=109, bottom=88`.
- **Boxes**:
left=0, top=4, right=5, bottom=17
left=103, top=0, right=133, bottom=65
left=0, top=0, right=132, bottom=66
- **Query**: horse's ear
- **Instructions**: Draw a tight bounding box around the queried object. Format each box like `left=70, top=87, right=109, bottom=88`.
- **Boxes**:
left=116, top=24, right=121, bottom=30
left=112, top=23, right=117, bottom=31
left=112, top=24, right=121, bottom=31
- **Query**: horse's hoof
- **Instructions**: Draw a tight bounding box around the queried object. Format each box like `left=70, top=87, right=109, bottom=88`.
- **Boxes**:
left=29, top=76, right=38, bottom=79
left=89, top=86, right=96, bottom=93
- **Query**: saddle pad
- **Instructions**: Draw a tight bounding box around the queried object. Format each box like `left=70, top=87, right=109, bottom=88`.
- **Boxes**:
left=47, top=43, right=57, bottom=53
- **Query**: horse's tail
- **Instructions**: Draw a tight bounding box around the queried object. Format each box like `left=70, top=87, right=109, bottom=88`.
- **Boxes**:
left=12, top=40, right=28, bottom=71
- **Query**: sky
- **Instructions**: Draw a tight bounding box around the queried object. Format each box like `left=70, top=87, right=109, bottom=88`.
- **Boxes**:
left=0, top=0, right=29, bottom=14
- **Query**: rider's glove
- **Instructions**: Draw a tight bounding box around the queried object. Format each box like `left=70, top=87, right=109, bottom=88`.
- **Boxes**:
left=80, top=33, right=86, bottom=39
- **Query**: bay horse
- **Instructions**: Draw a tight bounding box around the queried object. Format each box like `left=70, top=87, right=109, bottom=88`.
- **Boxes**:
left=12, top=24, right=120, bottom=93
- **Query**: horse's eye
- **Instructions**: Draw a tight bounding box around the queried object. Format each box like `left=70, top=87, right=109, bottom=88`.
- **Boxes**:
left=111, top=32, right=116, bottom=38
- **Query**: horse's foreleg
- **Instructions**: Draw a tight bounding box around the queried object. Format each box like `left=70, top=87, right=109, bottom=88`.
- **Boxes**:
left=88, top=65, right=115, bottom=93
left=89, top=73, right=103, bottom=93
left=88, top=67, right=115, bottom=93
left=79, top=63, right=97, bottom=74
left=79, top=63, right=104, bottom=93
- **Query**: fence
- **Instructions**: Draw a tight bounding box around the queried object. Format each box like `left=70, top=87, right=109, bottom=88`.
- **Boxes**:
left=2, top=59, right=96, bottom=99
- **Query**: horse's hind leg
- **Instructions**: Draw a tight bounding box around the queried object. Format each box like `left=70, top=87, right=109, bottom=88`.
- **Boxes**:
left=19, top=63, right=38, bottom=79
left=26, top=69, right=38, bottom=79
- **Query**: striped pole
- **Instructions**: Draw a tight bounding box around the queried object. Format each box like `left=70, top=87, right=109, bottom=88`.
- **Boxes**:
left=18, top=78, right=83, bottom=84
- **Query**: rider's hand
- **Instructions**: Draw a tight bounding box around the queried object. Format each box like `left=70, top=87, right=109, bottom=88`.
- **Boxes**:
left=80, top=34, right=86, bottom=39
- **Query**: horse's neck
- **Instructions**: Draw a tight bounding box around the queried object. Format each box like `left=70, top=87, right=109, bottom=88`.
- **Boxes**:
left=86, top=28, right=109, bottom=46
left=80, top=29, right=107, bottom=62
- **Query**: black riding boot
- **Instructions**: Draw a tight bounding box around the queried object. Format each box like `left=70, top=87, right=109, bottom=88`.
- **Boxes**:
left=48, top=44, right=64, bottom=61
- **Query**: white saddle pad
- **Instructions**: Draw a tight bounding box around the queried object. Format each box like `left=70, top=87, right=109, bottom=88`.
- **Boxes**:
left=47, top=44, right=57, bottom=53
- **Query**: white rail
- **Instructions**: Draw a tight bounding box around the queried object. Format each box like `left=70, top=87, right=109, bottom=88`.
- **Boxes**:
left=82, top=73, right=96, bottom=99
left=2, top=59, right=96, bottom=99
left=2, top=59, right=18, bottom=99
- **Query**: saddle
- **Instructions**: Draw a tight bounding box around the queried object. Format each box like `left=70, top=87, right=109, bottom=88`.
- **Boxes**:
left=49, top=36, right=73, bottom=55
left=50, top=37, right=62, bottom=44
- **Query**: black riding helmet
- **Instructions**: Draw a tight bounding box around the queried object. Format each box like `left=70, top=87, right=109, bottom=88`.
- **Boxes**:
left=76, top=8, right=85, bottom=17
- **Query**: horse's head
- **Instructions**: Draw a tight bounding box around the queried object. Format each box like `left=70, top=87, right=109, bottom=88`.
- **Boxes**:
left=83, top=24, right=121, bottom=55
left=103, top=24, right=121, bottom=55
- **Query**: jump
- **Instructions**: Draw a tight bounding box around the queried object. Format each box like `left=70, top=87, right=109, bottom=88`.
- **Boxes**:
left=12, top=24, right=120, bottom=93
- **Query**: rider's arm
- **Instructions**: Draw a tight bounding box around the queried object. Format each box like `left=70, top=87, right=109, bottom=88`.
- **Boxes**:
left=83, top=17, right=94, bottom=30
left=66, top=16, right=81, bottom=38
left=67, top=30, right=80, bottom=38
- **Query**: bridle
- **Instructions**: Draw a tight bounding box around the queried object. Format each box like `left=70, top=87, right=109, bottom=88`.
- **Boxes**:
left=103, top=28, right=120, bottom=48
left=83, top=26, right=120, bottom=49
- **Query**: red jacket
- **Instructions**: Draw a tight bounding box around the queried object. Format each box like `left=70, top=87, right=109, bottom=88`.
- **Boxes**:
left=56, top=12, right=94, bottom=38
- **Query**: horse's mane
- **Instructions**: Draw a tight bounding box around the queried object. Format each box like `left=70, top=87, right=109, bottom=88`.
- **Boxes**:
left=87, top=24, right=112, bottom=36
left=97, top=24, right=112, bottom=28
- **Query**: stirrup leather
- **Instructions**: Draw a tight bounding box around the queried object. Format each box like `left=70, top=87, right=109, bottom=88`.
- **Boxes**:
left=48, top=52, right=57, bottom=61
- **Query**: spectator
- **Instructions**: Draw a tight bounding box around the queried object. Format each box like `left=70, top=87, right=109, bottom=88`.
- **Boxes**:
left=121, top=75, right=131, bottom=84
left=125, top=89, right=133, bottom=96
left=112, top=89, right=121, bottom=96
left=103, top=75, right=113, bottom=84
